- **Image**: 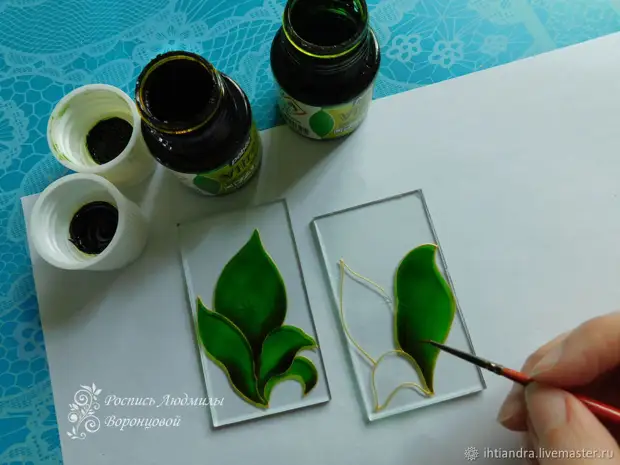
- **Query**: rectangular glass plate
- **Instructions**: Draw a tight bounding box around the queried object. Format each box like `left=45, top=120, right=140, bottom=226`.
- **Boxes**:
left=312, top=190, right=485, bottom=421
left=178, top=199, right=331, bottom=427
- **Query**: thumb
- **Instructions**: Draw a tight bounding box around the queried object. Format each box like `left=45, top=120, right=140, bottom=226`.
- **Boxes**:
left=525, top=383, right=620, bottom=465
left=531, top=311, right=620, bottom=386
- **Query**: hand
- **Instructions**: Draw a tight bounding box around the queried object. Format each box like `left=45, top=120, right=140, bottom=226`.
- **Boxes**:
left=497, top=311, right=620, bottom=464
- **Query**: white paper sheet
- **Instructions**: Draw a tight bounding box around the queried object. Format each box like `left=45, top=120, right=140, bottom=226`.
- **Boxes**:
left=24, top=33, right=620, bottom=465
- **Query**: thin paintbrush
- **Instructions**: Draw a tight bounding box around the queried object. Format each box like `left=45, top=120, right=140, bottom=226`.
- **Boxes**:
left=424, top=340, right=620, bottom=424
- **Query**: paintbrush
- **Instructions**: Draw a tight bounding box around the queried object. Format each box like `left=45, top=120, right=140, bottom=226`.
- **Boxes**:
left=424, top=340, right=620, bottom=424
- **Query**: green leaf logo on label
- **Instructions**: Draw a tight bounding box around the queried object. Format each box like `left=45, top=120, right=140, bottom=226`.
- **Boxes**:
left=309, top=110, right=335, bottom=138
left=193, top=175, right=221, bottom=195
left=394, top=244, right=456, bottom=393
left=196, top=229, right=319, bottom=408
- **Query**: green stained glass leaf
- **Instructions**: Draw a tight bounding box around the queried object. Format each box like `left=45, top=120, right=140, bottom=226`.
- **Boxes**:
left=196, top=229, right=320, bottom=409
left=394, top=244, right=456, bottom=393
left=196, top=298, right=266, bottom=407
left=258, top=326, right=317, bottom=394
left=193, top=175, right=221, bottom=194
left=213, top=230, right=287, bottom=360
left=309, top=110, right=334, bottom=137
left=263, top=356, right=318, bottom=402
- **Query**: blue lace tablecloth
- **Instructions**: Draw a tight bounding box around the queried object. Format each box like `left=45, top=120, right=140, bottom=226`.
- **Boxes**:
left=1, top=0, right=619, bottom=462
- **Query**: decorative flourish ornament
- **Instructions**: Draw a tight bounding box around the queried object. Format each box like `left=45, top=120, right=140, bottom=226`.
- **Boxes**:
left=66, top=383, right=102, bottom=439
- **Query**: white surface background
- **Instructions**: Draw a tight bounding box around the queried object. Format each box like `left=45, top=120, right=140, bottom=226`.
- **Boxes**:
left=178, top=200, right=330, bottom=427
left=24, top=33, right=620, bottom=464
left=313, top=190, right=484, bottom=421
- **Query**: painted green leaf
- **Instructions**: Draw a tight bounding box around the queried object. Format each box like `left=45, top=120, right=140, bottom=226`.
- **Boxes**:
left=193, top=175, right=221, bottom=194
left=213, top=230, right=287, bottom=360
left=394, top=244, right=456, bottom=393
left=196, top=298, right=266, bottom=407
left=263, top=356, right=318, bottom=402
left=258, top=326, right=317, bottom=394
left=195, top=229, right=320, bottom=409
left=309, top=110, right=334, bottom=137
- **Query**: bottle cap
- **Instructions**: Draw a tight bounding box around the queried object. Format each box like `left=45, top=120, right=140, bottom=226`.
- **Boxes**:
left=47, top=84, right=156, bottom=186
left=30, top=173, right=148, bottom=271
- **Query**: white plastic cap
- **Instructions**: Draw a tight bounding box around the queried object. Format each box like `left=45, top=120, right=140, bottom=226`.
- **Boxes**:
left=30, top=173, right=148, bottom=271
left=47, top=84, right=156, bottom=186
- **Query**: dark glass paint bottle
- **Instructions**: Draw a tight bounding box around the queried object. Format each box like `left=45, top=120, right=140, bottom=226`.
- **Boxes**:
left=270, top=0, right=380, bottom=140
left=135, top=51, right=262, bottom=195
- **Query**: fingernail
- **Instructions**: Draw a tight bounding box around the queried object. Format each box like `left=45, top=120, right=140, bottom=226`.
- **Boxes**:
left=497, top=385, right=523, bottom=425
left=530, top=343, right=563, bottom=376
left=525, top=384, right=568, bottom=437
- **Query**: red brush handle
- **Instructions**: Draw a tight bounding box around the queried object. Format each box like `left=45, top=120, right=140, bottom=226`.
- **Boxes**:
left=574, top=395, right=620, bottom=424
left=501, top=368, right=620, bottom=424
left=502, top=368, right=532, bottom=385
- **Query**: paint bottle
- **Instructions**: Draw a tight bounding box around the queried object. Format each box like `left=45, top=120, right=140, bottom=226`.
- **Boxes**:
left=270, top=0, right=380, bottom=140
left=135, top=51, right=262, bottom=196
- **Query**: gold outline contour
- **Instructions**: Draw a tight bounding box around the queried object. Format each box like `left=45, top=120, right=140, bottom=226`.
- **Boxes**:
left=338, top=259, right=434, bottom=413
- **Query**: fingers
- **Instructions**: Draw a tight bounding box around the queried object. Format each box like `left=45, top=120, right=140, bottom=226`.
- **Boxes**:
left=531, top=311, right=620, bottom=386
left=524, top=383, right=620, bottom=465
left=497, top=331, right=570, bottom=431
left=498, top=310, right=620, bottom=432
left=522, top=431, right=540, bottom=465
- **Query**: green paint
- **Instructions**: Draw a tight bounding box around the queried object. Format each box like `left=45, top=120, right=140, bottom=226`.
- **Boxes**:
left=196, top=304, right=265, bottom=406
left=196, top=229, right=319, bottom=408
left=51, top=142, right=68, bottom=161
left=213, top=230, right=287, bottom=357
left=258, top=326, right=316, bottom=394
left=56, top=106, right=68, bottom=120
left=68, top=201, right=118, bottom=255
left=86, top=117, right=133, bottom=165
left=394, top=244, right=456, bottom=393
left=263, top=356, right=318, bottom=401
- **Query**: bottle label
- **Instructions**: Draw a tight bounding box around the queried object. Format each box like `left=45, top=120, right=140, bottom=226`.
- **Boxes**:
left=172, top=123, right=262, bottom=195
left=278, top=84, right=374, bottom=139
